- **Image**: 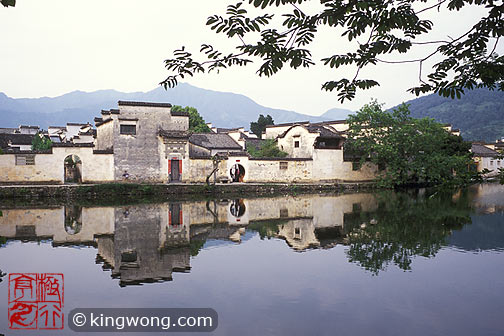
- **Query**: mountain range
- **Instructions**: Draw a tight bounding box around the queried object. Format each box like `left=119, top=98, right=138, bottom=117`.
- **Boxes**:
left=0, top=84, right=502, bottom=141
left=401, top=88, right=504, bottom=142
left=0, top=83, right=344, bottom=130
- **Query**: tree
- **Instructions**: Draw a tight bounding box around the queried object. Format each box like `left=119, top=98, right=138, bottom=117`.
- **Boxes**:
left=247, top=138, right=288, bottom=158
left=161, top=0, right=503, bottom=103
left=171, top=105, right=212, bottom=133
left=498, top=167, right=504, bottom=185
left=250, top=114, right=274, bottom=138
left=1, top=0, right=15, bottom=7
left=345, top=100, right=475, bottom=187
left=346, top=189, right=470, bottom=274
left=31, top=133, right=52, bottom=151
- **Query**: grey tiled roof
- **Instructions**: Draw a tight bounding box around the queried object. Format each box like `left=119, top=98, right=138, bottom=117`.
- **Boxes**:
left=189, top=133, right=242, bottom=149
left=278, top=124, right=344, bottom=139
left=216, top=127, right=241, bottom=133
left=306, top=125, right=344, bottom=138
left=0, top=133, right=35, bottom=148
left=159, top=129, right=190, bottom=139
left=471, top=144, right=500, bottom=157
left=118, top=101, right=172, bottom=108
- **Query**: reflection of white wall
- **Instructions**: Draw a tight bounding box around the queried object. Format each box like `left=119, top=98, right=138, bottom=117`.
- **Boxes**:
left=0, top=207, right=115, bottom=244
left=227, top=199, right=250, bottom=225
left=277, top=219, right=319, bottom=251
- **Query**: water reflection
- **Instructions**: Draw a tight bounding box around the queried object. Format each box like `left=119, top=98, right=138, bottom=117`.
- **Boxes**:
left=0, top=184, right=503, bottom=285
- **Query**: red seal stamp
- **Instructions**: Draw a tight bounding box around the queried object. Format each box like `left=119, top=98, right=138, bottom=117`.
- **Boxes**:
left=8, top=273, right=64, bottom=330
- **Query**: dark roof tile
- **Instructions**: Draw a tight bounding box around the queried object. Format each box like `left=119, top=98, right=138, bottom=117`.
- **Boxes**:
left=0, top=133, right=35, bottom=148
left=189, top=133, right=242, bottom=149
left=118, top=101, right=172, bottom=108
left=471, top=143, right=501, bottom=157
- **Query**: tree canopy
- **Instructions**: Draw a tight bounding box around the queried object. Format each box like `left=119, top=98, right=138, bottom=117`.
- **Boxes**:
left=31, top=133, right=52, bottom=151
left=250, top=114, right=274, bottom=138
left=171, top=105, right=212, bottom=133
left=161, top=0, right=503, bottom=102
left=345, top=189, right=470, bottom=274
left=345, top=100, right=475, bottom=187
left=1, top=0, right=15, bottom=7
left=247, top=138, right=288, bottom=158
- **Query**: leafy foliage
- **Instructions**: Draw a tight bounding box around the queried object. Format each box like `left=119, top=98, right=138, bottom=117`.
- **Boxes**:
left=162, top=0, right=503, bottom=102
left=1, top=0, right=15, bottom=7
left=250, top=114, right=274, bottom=138
left=247, top=138, right=288, bottom=158
left=171, top=105, right=212, bottom=133
left=31, top=133, right=52, bottom=151
left=346, top=189, right=471, bottom=275
left=498, top=167, right=504, bottom=185
left=247, top=219, right=287, bottom=239
left=346, top=100, right=476, bottom=188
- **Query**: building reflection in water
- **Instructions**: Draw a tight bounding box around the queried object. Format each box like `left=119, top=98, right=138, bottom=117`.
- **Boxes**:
left=1, top=184, right=503, bottom=284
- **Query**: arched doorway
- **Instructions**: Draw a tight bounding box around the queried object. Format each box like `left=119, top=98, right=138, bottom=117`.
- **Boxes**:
left=64, top=154, right=82, bottom=183
left=64, top=206, right=82, bottom=235
left=230, top=199, right=246, bottom=218
left=230, top=163, right=245, bottom=182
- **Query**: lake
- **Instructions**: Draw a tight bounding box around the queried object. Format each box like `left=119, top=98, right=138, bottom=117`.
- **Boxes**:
left=1, top=183, right=504, bottom=335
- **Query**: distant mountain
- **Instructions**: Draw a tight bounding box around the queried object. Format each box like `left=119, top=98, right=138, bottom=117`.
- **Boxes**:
left=0, top=84, right=333, bottom=130
left=320, top=107, right=354, bottom=120
left=396, top=88, right=504, bottom=142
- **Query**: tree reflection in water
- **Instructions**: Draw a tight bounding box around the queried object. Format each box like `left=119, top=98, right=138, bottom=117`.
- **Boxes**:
left=345, top=189, right=472, bottom=275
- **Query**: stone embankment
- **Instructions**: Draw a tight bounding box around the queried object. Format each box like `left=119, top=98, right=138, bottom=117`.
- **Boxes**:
left=0, top=182, right=375, bottom=202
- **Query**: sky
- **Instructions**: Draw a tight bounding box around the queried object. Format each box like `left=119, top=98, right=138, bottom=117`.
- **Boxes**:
left=0, top=0, right=501, bottom=116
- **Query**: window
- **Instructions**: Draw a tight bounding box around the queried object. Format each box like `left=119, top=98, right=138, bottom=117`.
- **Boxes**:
left=279, top=162, right=288, bottom=170
left=120, top=125, right=136, bottom=135
left=294, top=140, right=300, bottom=148
left=353, top=203, right=362, bottom=212
left=280, top=208, right=289, bottom=218
left=15, top=154, right=35, bottom=165
left=490, top=160, right=494, bottom=166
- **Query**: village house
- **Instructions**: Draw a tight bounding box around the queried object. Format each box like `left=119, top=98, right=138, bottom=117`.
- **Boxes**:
left=471, top=143, right=503, bottom=177
left=0, top=100, right=477, bottom=185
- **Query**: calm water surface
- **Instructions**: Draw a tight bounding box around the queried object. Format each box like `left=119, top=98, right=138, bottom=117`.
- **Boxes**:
left=1, top=183, right=504, bottom=335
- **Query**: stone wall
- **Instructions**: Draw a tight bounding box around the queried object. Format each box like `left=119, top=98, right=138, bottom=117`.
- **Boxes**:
left=186, top=158, right=229, bottom=183
left=247, top=158, right=313, bottom=182
left=0, top=146, right=114, bottom=184
left=312, top=149, right=376, bottom=182
left=96, top=120, right=113, bottom=150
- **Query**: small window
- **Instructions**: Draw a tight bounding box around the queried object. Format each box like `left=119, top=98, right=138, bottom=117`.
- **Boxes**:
left=352, top=161, right=360, bottom=171
left=121, top=251, right=137, bottom=263
left=280, top=208, right=288, bottom=218
left=490, top=160, right=494, bottom=166
left=294, top=141, right=300, bottom=148
left=498, top=161, right=501, bottom=166
left=120, top=125, right=136, bottom=135
left=15, top=154, right=35, bottom=165
left=279, top=162, right=288, bottom=170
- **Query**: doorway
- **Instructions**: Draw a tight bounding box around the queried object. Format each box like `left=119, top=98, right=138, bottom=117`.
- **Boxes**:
left=170, top=159, right=181, bottom=182
left=230, top=163, right=245, bottom=182
left=64, top=154, right=82, bottom=183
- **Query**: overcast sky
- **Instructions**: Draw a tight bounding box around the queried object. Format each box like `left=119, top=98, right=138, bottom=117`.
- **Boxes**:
left=0, top=0, right=501, bottom=116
